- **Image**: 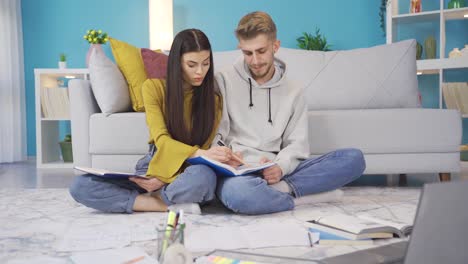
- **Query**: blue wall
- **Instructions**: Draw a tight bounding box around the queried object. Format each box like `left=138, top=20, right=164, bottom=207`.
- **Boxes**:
left=22, top=0, right=149, bottom=155
left=21, top=0, right=467, bottom=155
left=173, top=0, right=385, bottom=51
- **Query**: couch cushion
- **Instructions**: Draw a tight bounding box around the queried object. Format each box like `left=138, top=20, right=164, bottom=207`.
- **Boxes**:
left=89, top=112, right=148, bottom=154
left=213, top=40, right=420, bottom=110
left=141, top=48, right=168, bottom=79
left=303, top=40, right=419, bottom=110
left=109, top=38, right=148, bottom=112
left=88, top=47, right=131, bottom=114
left=308, top=109, right=461, bottom=154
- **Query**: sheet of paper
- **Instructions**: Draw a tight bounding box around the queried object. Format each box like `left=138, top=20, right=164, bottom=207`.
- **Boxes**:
left=185, top=226, right=248, bottom=251
left=242, top=221, right=310, bottom=248
left=56, top=224, right=131, bottom=252
left=185, top=220, right=309, bottom=252
left=70, top=247, right=156, bottom=264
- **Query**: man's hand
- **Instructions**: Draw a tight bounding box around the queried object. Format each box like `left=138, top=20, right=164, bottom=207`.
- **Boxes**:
left=259, top=157, right=283, bottom=185
left=129, top=177, right=165, bottom=192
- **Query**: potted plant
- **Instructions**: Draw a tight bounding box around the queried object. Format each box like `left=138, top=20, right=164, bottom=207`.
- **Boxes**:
left=59, top=134, right=73, bottom=162
left=83, top=29, right=109, bottom=66
left=296, top=28, right=331, bottom=51
left=58, top=53, right=67, bottom=69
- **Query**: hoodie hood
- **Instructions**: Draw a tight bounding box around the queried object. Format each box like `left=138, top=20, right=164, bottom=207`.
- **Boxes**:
left=233, top=57, right=287, bottom=124
left=233, top=56, right=287, bottom=89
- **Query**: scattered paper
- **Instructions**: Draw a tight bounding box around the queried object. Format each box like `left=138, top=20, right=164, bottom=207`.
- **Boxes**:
left=70, top=247, right=156, bottom=264
left=185, top=220, right=310, bottom=251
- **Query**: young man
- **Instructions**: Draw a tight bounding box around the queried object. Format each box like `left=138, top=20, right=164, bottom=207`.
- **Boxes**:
left=215, top=11, right=366, bottom=215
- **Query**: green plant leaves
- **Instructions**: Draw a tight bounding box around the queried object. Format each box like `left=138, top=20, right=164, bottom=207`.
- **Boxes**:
left=296, top=28, right=331, bottom=51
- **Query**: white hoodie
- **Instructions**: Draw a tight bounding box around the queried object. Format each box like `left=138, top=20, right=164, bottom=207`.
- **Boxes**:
left=215, top=56, right=310, bottom=176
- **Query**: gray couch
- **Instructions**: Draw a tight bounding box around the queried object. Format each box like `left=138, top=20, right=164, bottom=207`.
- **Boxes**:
left=70, top=39, right=461, bottom=180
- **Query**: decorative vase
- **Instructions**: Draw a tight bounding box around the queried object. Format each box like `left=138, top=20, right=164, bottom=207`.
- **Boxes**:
left=449, top=48, right=462, bottom=58
left=424, top=36, right=436, bottom=59
left=410, top=0, right=422, bottom=13
left=416, top=42, right=423, bottom=60
left=58, top=61, right=67, bottom=69
left=86, top=44, right=103, bottom=67
left=59, top=141, right=73, bottom=162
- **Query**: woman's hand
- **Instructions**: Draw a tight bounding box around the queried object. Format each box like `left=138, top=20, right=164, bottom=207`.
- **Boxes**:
left=194, top=146, right=233, bottom=162
left=225, top=151, right=244, bottom=167
left=129, top=177, right=165, bottom=192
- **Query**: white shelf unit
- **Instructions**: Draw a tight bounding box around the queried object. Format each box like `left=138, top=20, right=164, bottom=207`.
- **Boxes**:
left=35, top=68, right=89, bottom=168
left=387, top=1, right=468, bottom=110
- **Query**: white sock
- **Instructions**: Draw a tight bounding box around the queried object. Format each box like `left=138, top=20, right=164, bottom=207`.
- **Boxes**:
left=293, top=189, right=344, bottom=206
left=270, top=180, right=293, bottom=194
left=168, top=203, right=202, bottom=215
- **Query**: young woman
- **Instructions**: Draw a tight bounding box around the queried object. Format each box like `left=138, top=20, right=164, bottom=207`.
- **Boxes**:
left=69, top=29, right=236, bottom=213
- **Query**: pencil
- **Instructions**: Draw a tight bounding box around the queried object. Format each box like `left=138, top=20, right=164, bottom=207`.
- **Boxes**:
left=122, top=255, right=145, bottom=264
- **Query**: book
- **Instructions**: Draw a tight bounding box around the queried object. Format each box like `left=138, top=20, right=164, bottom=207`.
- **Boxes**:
left=186, top=156, right=275, bottom=177
left=307, top=213, right=412, bottom=239
left=308, top=225, right=374, bottom=246
left=74, top=166, right=149, bottom=180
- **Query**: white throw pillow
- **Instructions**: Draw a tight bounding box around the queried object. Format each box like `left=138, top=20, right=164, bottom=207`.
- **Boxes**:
left=88, top=47, right=131, bottom=113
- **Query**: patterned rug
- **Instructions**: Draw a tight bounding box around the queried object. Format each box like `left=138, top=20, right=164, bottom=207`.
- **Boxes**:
left=0, top=187, right=420, bottom=263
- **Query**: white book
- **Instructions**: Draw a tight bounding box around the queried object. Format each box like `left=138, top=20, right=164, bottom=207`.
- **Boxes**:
left=307, top=212, right=412, bottom=238
left=40, top=87, right=49, bottom=117
left=74, top=166, right=149, bottom=180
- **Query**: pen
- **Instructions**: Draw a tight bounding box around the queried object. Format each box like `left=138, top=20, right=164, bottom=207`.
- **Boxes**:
left=217, top=140, right=245, bottom=165
left=308, top=232, right=313, bottom=247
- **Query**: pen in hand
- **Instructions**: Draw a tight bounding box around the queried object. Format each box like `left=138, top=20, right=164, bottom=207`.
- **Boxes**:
left=217, top=140, right=245, bottom=165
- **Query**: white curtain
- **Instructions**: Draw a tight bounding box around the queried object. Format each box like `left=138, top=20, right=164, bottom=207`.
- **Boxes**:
left=0, top=0, right=26, bottom=163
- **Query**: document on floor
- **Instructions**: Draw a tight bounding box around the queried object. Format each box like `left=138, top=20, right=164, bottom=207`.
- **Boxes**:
left=56, top=220, right=157, bottom=252
left=185, top=220, right=310, bottom=252
left=71, top=246, right=155, bottom=264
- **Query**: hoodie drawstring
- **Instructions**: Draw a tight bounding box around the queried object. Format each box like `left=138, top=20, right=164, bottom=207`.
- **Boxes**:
left=248, top=78, right=253, bottom=108
left=248, top=78, right=273, bottom=125
left=268, top=88, right=272, bottom=125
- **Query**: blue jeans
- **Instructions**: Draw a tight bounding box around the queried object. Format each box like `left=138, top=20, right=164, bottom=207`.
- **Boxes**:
left=69, top=146, right=217, bottom=213
left=216, top=148, right=366, bottom=215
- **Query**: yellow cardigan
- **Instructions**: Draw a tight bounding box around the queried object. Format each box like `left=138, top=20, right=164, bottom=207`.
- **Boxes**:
left=142, top=79, right=222, bottom=183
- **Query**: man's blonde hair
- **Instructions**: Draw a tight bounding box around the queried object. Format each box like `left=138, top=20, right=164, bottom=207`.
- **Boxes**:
left=235, top=11, right=277, bottom=41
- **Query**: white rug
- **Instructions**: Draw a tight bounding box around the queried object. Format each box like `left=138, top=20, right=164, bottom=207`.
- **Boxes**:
left=0, top=187, right=420, bottom=263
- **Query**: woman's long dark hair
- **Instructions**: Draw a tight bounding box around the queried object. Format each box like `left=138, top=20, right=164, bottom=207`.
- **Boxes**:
left=165, top=29, right=218, bottom=147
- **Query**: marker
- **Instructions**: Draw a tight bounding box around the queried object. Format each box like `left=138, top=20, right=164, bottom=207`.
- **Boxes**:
left=161, top=210, right=177, bottom=255
left=178, top=209, right=185, bottom=244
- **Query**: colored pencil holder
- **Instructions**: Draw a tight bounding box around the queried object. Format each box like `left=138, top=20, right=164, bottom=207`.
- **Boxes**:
left=156, top=226, right=185, bottom=263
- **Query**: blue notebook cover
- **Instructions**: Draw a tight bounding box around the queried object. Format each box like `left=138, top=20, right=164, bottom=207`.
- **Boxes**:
left=186, top=156, right=275, bottom=177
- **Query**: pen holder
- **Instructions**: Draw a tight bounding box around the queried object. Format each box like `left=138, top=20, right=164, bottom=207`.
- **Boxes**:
left=156, top=226, right=187, bottom=263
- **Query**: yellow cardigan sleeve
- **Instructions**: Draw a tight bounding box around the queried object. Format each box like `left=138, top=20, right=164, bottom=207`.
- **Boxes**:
left=142, top=79, right=198, bottom=183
